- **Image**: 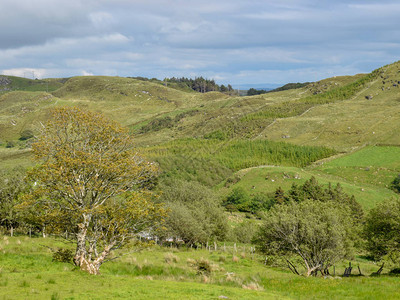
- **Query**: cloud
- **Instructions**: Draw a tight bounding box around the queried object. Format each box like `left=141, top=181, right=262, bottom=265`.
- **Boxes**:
left=0, top=0, right=399, bottom=84
left=1, top=68, right=47, bottom=79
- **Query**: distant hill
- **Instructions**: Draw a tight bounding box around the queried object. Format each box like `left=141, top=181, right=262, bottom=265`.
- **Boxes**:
left=233, top=83, right=281, bottom=90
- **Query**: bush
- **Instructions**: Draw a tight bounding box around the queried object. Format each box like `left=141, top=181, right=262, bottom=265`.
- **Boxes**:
left=191, top=258, right=217, bottom=275
left=390, top=175, right=400, bottom=193
left=52, top=248, right=73, bottom=263
left=232, top=221, right=258, bottom=244
left=19, top=129, right=34, bottom=141
left=164, top=252, right=179, bottom=264
left=254, top=200, right=355, bottom=276
left=224, top=188, right=272, bottom=213
left=5, top=141, right=15, bottom=148
left=160, top=179, right=228, bottom=246
left=224, top=187, right=250, bottom=211
left=364, top=198, right=400, bottom=262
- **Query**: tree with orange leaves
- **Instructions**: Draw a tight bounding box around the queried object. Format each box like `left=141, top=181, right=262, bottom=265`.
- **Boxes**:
left=29, top=107, right=165, bottom=274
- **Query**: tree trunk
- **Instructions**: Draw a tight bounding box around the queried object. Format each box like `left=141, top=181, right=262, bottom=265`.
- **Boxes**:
left=10, top=226, right=13, bottom=237
left=73, top=213, right=115, bottom=275
left=74, top=213, right=91, bottom=268
left=306, top=265, right=320, bottom=277
left=77, top=242, right=115, bottom=275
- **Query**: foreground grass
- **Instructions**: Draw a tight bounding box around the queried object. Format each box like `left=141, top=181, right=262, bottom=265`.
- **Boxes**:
left=1, top=237, right=400, bottom=299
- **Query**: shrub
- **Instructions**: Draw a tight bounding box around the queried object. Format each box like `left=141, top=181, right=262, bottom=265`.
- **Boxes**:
left=390, top=175, right=400, bottom=193
left=193, top=258, right=215, bottom=275
left=5, top=141, right=15, bottom=148
left=160, top=179, right=228, bottom=246
left=19, top=129, right=34, bottom=141
left=52, top=248, right=73, bottom=263
left=364, top=198, right=400, bottom=263
left=232, top=221, right=258, bottom=244
left=254, top=200, right=355, bottom=276
left=164, top=252, right=179, bottom=264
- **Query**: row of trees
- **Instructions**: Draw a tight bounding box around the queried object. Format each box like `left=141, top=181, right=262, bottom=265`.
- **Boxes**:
left=163, top=77, right=234, bottom=93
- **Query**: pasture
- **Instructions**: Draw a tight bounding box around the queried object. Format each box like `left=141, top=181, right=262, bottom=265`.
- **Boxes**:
left=1, top=237, right=400, bottom=299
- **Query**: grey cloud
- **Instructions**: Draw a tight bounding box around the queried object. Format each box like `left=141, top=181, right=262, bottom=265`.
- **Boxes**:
left=1, top=0, right=399, bottom=84
left=0, top=0, right=103, bottom=49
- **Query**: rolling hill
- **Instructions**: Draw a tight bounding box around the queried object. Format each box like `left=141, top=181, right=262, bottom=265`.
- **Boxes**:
left=1, top=60, right=400, bottom=210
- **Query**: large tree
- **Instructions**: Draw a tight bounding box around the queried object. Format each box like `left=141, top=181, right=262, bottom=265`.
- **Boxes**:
left=364, top=197, right=400, bottom=265
left=0, top=167, right=32, bottom=236
left=254, top=200, right=354, bottom=276
left=159, top=179, right=228, bottom=246
left=28, top=107, right=165, bottom=274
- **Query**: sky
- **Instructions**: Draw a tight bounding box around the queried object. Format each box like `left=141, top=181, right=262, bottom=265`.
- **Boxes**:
left=1, top=0, right=399, bottom=86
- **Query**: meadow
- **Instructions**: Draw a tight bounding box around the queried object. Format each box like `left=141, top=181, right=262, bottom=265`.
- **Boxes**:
left=1, top=237, right=400, bottom=300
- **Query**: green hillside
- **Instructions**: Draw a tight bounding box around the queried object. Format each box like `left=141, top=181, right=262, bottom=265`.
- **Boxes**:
left=0, top=75, right=65, bottom=93
left=1, top=61, right=400, bottom=211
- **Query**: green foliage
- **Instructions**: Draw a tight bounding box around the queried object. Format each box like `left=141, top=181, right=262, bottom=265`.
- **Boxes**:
left=52, top=248, right=73, bottom=263
left=254, top=200, right=354, bottom=276
left=147, top=138, right=336, bottom=172
left=254, top=177, right=364, bottom=276
left=390, top=175, right=400, bottom=193
left=27, top=106, right=164, bottom=274
left=0, top=166, right=32, bottom=235
left=225, top=187, right=250, bottom=206
left=139, top=110, right=199, bottom=133
left=364, top=198, right=400, bottom=264
left=272, top=177, right=364, bottom=221
left=156, top=155, right=232, bottom=187
left=247, top=88, right=268, bottom=96
left=19, top=129, right=34, bottom=141
left=159, top=179, right=228, bottom=245
left=231, top=220, right=259, bottom=244
left=269, top=82, right=311, bottom=93
left=163, top=77, right=233, bottom=93
left=224, top=187, right=272, bottom=213
left=5, top=141, right=15, bottom=148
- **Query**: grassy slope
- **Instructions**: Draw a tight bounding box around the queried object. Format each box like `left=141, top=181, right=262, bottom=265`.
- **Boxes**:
left=1, top=62, right=400, bottom=207
left=1, top=237, right=400, bottom=300
left=0, top=76, right=65, bottom=93
left=258, top=61, right=400, bottom=151
left=219, top=165, right=397, bottom=211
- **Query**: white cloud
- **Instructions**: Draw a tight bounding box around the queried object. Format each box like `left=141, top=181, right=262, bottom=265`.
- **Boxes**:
left=1, top=68, right=48, bottom=79
left=82, top=70, right=94, bottom=76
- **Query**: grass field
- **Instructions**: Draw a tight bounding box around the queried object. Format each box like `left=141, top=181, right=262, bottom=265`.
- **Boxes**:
left=216, top=146, right=400, bottom=210
left=218, top=165, right=397, bottom=210
left=1, top=237, right=400, bottom=300
left=315, top=146, right=400, bottom=191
